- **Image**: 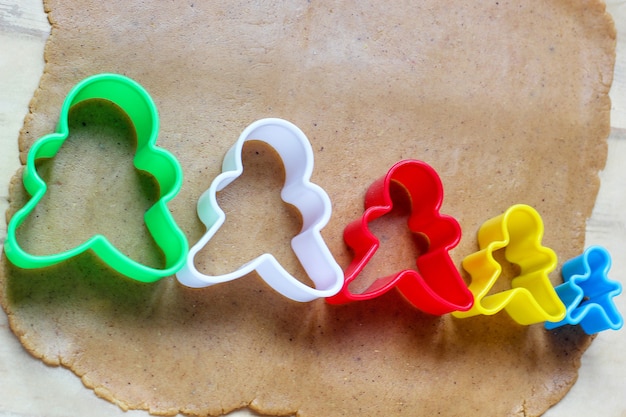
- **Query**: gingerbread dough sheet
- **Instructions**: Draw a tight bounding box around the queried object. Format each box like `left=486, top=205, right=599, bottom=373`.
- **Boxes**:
left=0, top=1, right=616, bottom=416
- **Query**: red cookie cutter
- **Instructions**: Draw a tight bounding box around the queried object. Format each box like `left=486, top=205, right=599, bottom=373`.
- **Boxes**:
left=326, top=160, right=474, bottom=315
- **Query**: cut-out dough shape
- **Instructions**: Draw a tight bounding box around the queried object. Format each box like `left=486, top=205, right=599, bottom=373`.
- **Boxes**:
left=176, top=118, right=343, bottom=302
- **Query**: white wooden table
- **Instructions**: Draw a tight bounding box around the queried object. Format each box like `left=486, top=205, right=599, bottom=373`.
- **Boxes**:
left=0, top=1, right=624, bottom=415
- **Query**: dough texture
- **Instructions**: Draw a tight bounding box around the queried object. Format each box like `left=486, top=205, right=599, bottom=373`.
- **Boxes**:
left=1, top=1, right=615, bottom=416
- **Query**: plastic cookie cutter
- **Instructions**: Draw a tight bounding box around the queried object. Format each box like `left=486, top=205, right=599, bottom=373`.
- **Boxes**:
left=452, top=204, right=566, bottom=325
left=4, top=73, right=188, bottom=283
left=325, top=159, right=474, bottom=315
left=175, top=118, right=343, bottom=302
left=545, top=246, right=623, bottom=334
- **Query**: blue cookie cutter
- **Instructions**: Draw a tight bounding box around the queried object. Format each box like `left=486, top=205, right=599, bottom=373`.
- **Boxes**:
left=545, top=246, right=623, bottom=334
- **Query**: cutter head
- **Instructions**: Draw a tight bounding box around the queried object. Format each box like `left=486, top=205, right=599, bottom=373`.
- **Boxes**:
left=325, top=159, right=474, bottom=315
left=545, top=246, right=623, bottom=334
left=4, top=73, right=188, bottom=282
left=452, top=204, right=566, bottom=325
left=176, top=118, right=343, bottom=302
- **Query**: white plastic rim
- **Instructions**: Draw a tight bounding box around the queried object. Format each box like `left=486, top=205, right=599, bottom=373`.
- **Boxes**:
left=176, top=118, right=343, bottom=302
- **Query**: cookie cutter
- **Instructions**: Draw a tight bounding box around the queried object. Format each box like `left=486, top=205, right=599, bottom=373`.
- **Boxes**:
left=4, top=73, right=188, bottom=282
left=176, top=118, right=343, bottom=302
left=545, top=246, right=623, bottom=334
left=325, top=159, right=474, bottom=315
left=452, top=204, right=566, bottom=325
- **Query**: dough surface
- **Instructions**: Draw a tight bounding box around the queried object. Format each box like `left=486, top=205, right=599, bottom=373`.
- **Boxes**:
left=0, top=1, right=615, bottom=416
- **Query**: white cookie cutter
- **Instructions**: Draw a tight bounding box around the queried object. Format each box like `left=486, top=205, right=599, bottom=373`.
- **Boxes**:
left=176, top=118, right=343, bottom=301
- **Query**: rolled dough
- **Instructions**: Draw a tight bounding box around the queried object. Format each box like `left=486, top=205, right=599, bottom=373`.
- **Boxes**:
left=1, top=1, right=615, bottom=416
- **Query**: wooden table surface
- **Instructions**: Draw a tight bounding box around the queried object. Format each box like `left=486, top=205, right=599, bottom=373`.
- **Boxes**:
left=0, top=1, right=625, bottom=415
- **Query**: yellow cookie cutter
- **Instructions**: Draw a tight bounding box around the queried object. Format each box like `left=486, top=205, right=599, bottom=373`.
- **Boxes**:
left=452, top=204, right=566, bottom=325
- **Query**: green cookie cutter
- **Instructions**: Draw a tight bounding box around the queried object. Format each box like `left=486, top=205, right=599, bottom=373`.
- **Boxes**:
left=4, top=73, right=188, bottom=282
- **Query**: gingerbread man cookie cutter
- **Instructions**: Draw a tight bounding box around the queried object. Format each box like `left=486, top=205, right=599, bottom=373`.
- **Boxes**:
left=545, top=246, right=623, bottom=334
left=452, top=204, right=566, bottom=325
left=4, top=73, right=188, bottom=282
left=326, top=159, right=474, bottom=315
left=176, top=118, right=343, bottom=302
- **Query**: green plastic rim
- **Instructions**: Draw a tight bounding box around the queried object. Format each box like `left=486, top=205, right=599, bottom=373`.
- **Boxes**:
left=4, top=73, right=188, bottom=283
